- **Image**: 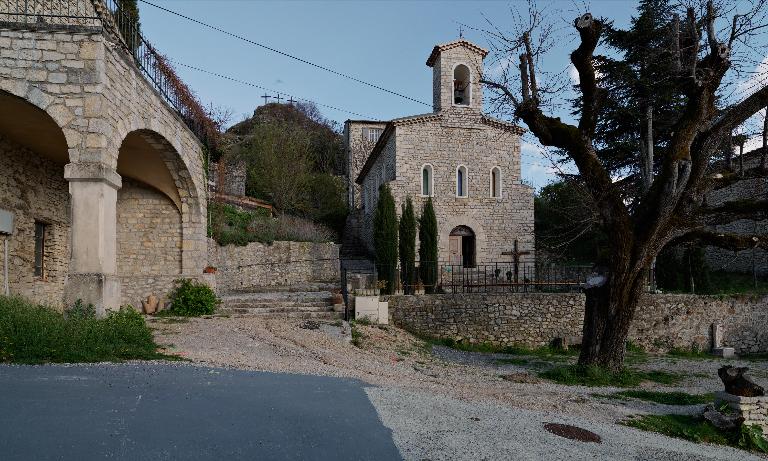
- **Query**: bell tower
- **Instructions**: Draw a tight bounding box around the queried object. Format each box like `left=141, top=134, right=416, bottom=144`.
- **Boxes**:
left=426, top=40, right=488, bottom=112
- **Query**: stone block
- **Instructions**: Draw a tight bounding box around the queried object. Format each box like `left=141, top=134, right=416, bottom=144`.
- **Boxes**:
left=713, top=347, right=736, bottom=358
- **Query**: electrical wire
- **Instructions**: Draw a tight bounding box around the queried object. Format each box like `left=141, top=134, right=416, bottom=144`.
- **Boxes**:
left=139, top=0, right=432, bottom=107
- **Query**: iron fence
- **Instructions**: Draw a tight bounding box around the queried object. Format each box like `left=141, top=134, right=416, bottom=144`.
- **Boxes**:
left=344, top=261, right=594, bottom=296
left=0, top=0, right=102, bottom=28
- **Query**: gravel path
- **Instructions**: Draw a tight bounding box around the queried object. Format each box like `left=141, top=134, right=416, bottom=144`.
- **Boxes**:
left=367, top=387, right=764, bottom=461
left=150, top=315, right=768, bottom=460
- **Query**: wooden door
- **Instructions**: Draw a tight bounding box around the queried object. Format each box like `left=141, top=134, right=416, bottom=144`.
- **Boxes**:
left=449, top=236, right=462, bottom=266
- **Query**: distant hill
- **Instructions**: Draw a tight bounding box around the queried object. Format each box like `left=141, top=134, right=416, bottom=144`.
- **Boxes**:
left=221, top=102, right=347, bottom=236
left=226, top=102, right=344, bottom=176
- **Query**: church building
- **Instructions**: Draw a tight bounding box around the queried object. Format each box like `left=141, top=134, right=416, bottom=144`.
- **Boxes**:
left=344, top=39, right=535, bottom=267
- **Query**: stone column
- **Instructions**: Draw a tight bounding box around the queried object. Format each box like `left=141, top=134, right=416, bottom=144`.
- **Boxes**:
left=63, top=163, right=122, bottom=316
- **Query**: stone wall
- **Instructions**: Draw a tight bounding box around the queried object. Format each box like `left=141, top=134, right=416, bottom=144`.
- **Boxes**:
left=210, top=238, right=341, bottom=293
left=116, top=178, right=183, bottom=307
left=0, top=135, right=70, bottom=308
left=388, top=293, right=768, bottom=354
left=388, top=293, right=583, bottom=347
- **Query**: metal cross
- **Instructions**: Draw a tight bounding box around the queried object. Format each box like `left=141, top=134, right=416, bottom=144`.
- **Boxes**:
left=501, top=239, right=531, bottom=285
left=287, top=97, right=297, bottom=105
left=275, top=93, right=283, bottom=104
left=261, top=93, right=271, bottom=105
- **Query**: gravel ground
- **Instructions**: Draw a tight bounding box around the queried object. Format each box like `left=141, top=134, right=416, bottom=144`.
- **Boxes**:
left=150, top=315, right=768, bottom=460
left=366, top=387, right=765, bottom=461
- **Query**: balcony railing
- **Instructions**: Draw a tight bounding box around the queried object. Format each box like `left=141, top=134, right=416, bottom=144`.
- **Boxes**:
left=0, top=0, right=102, bottom=29
left=0, top=0, right=217, bottom=147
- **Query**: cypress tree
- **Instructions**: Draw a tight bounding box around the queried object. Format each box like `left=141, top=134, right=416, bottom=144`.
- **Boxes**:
left=373, top=184, right=398, bottom=295
left=398, top=197, right=417, bottom=294
left=418, top=198, right=439, bottom=293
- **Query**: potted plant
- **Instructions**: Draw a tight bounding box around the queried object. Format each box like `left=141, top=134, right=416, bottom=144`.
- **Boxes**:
left=203, top=266, right=217, bottom=274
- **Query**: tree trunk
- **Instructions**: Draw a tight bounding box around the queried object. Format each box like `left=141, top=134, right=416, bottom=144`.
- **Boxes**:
left=762, top=107, right=767, bottom=170
left=578, top=271, right=644, bottom=371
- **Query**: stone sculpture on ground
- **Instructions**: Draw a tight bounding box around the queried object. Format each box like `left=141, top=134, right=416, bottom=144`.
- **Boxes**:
left=718, top=366, right=765, bottom=397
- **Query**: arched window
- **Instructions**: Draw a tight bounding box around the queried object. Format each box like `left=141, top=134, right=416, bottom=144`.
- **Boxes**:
left=490, top=167, right=502, bottom=198
left=453, top=64, right=471, bottom=106
left=456, top=165, right=468, bottom=197
left=421, top=164, right=433, bottom=196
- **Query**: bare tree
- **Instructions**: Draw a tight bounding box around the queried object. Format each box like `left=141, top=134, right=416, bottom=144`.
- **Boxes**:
left=482, top=0, right=768, bottom=370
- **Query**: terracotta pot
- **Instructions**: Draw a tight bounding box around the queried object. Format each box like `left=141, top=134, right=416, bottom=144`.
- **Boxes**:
left=203, top=266, right=217, bottom=274
left=142, top=294, right=159, bottom=315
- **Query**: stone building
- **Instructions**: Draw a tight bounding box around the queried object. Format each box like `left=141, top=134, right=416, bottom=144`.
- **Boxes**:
left=344, top=39, right=534, bottom=266
left=703, top=150, right=767, bottom=275
left=0, top=1, right=207, bottom=313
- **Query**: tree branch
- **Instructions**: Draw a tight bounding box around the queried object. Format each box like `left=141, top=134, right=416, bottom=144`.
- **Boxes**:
left=670, top=229, right=768, bottom=251
left=571, top=13, right=602, bottom=136
left=701, top=199, right=768, bottom=223
left=479, top=79, right=520, bottom=109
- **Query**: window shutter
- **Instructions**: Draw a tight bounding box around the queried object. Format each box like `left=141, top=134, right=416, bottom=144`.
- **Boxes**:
left=361, top=128, right=369, bottom=140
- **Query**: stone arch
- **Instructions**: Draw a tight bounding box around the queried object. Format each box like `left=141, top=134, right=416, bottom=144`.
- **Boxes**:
left=0, top=89, right=73, bottom=307
left=0, top=89, right=71, bottom=163
left=116, top=128, right=205, bottom=276
left=441, top=215, right=488, bottom=264
left=452, top=63, right=471, bottom=106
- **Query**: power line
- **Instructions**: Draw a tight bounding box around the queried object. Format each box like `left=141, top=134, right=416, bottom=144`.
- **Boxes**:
left=170, top=59, right=376, bottom=119
left=138, top=0, right=432, bottom=107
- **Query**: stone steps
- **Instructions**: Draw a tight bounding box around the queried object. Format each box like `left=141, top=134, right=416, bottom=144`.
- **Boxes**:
left=219, top=288, right=342, bottom=319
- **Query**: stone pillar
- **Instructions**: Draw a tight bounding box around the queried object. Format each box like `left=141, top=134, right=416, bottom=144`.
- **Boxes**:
left=64, top=163, right=122, bottom=315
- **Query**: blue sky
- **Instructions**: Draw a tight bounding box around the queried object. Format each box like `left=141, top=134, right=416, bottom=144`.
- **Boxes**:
left=137, top=0, right=763, bottom=189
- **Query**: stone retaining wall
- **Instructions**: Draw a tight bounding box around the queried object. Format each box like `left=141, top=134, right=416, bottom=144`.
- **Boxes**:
left=387, top=293, right=768, bottom=354
left=209, top=238, right=340, bottom=293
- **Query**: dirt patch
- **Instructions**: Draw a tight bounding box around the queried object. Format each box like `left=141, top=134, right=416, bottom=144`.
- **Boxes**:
left=544, top=423, right=602, bottom=443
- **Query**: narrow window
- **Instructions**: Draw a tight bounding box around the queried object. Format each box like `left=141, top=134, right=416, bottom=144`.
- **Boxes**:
left=34, top=221, right=47, bottom=278
left=453, top=64, right=471, bottom=106
left=421, top=164, right=433, bottom=196
left=491, top=167, right=502, bottom=198
left=457, top=165, right=468, bottom=197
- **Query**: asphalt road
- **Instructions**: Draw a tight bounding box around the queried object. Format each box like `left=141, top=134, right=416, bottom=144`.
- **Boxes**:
left=0, top=363, right=402, bottom=460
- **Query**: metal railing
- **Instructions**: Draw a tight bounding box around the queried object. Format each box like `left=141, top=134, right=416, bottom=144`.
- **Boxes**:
left=103, top=0, right=213, bottom=145
left=345, top=261, right=594, bottom=296
left=0, top=0, right=102, bottom=28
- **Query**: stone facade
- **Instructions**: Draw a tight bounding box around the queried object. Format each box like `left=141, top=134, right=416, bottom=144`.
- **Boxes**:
left=388, top=293, right=768, bottom=354
left=0, top=135, right=70, bottom=307
left=348, top=40, right=535, bottom=266
left=209, top=238, right=340, bottom=293
left=0, top=2, right=207, bottom=312
left=703, top=153, right=767, bottom=275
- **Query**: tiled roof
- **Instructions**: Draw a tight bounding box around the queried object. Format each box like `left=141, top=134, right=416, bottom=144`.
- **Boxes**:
left=426, top=40, right=489, bottom=67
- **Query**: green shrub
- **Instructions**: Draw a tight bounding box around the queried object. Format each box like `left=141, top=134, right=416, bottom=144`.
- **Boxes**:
left=418, top=198, right=438, bottom=293
left=209, top=202, right=335, bottom=245
left=399, top=197, right=417, bottom=294
left=167, top=279, right=218, bottom=316
left=0, top=295, right=167, bottom=364
left=374, top=184, right=398, bottom=295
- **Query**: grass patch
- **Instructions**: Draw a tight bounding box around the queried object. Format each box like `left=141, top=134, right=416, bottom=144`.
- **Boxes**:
left=495, top=358, right=530, bottom=366
left=668, top=347, right=715, bottom=360
left=0, top=296, right=174, bottom=364
left=624, top=414, right=768, bottom=453
left=425, top=336, right=578, bottom=358
left=606, top=390, right=714, bottom=405
left=539, top=365, right=682, bottom=387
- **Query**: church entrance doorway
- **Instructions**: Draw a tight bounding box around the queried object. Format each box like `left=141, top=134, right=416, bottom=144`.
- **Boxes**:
left=449, top=225, right=476, bottom=268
